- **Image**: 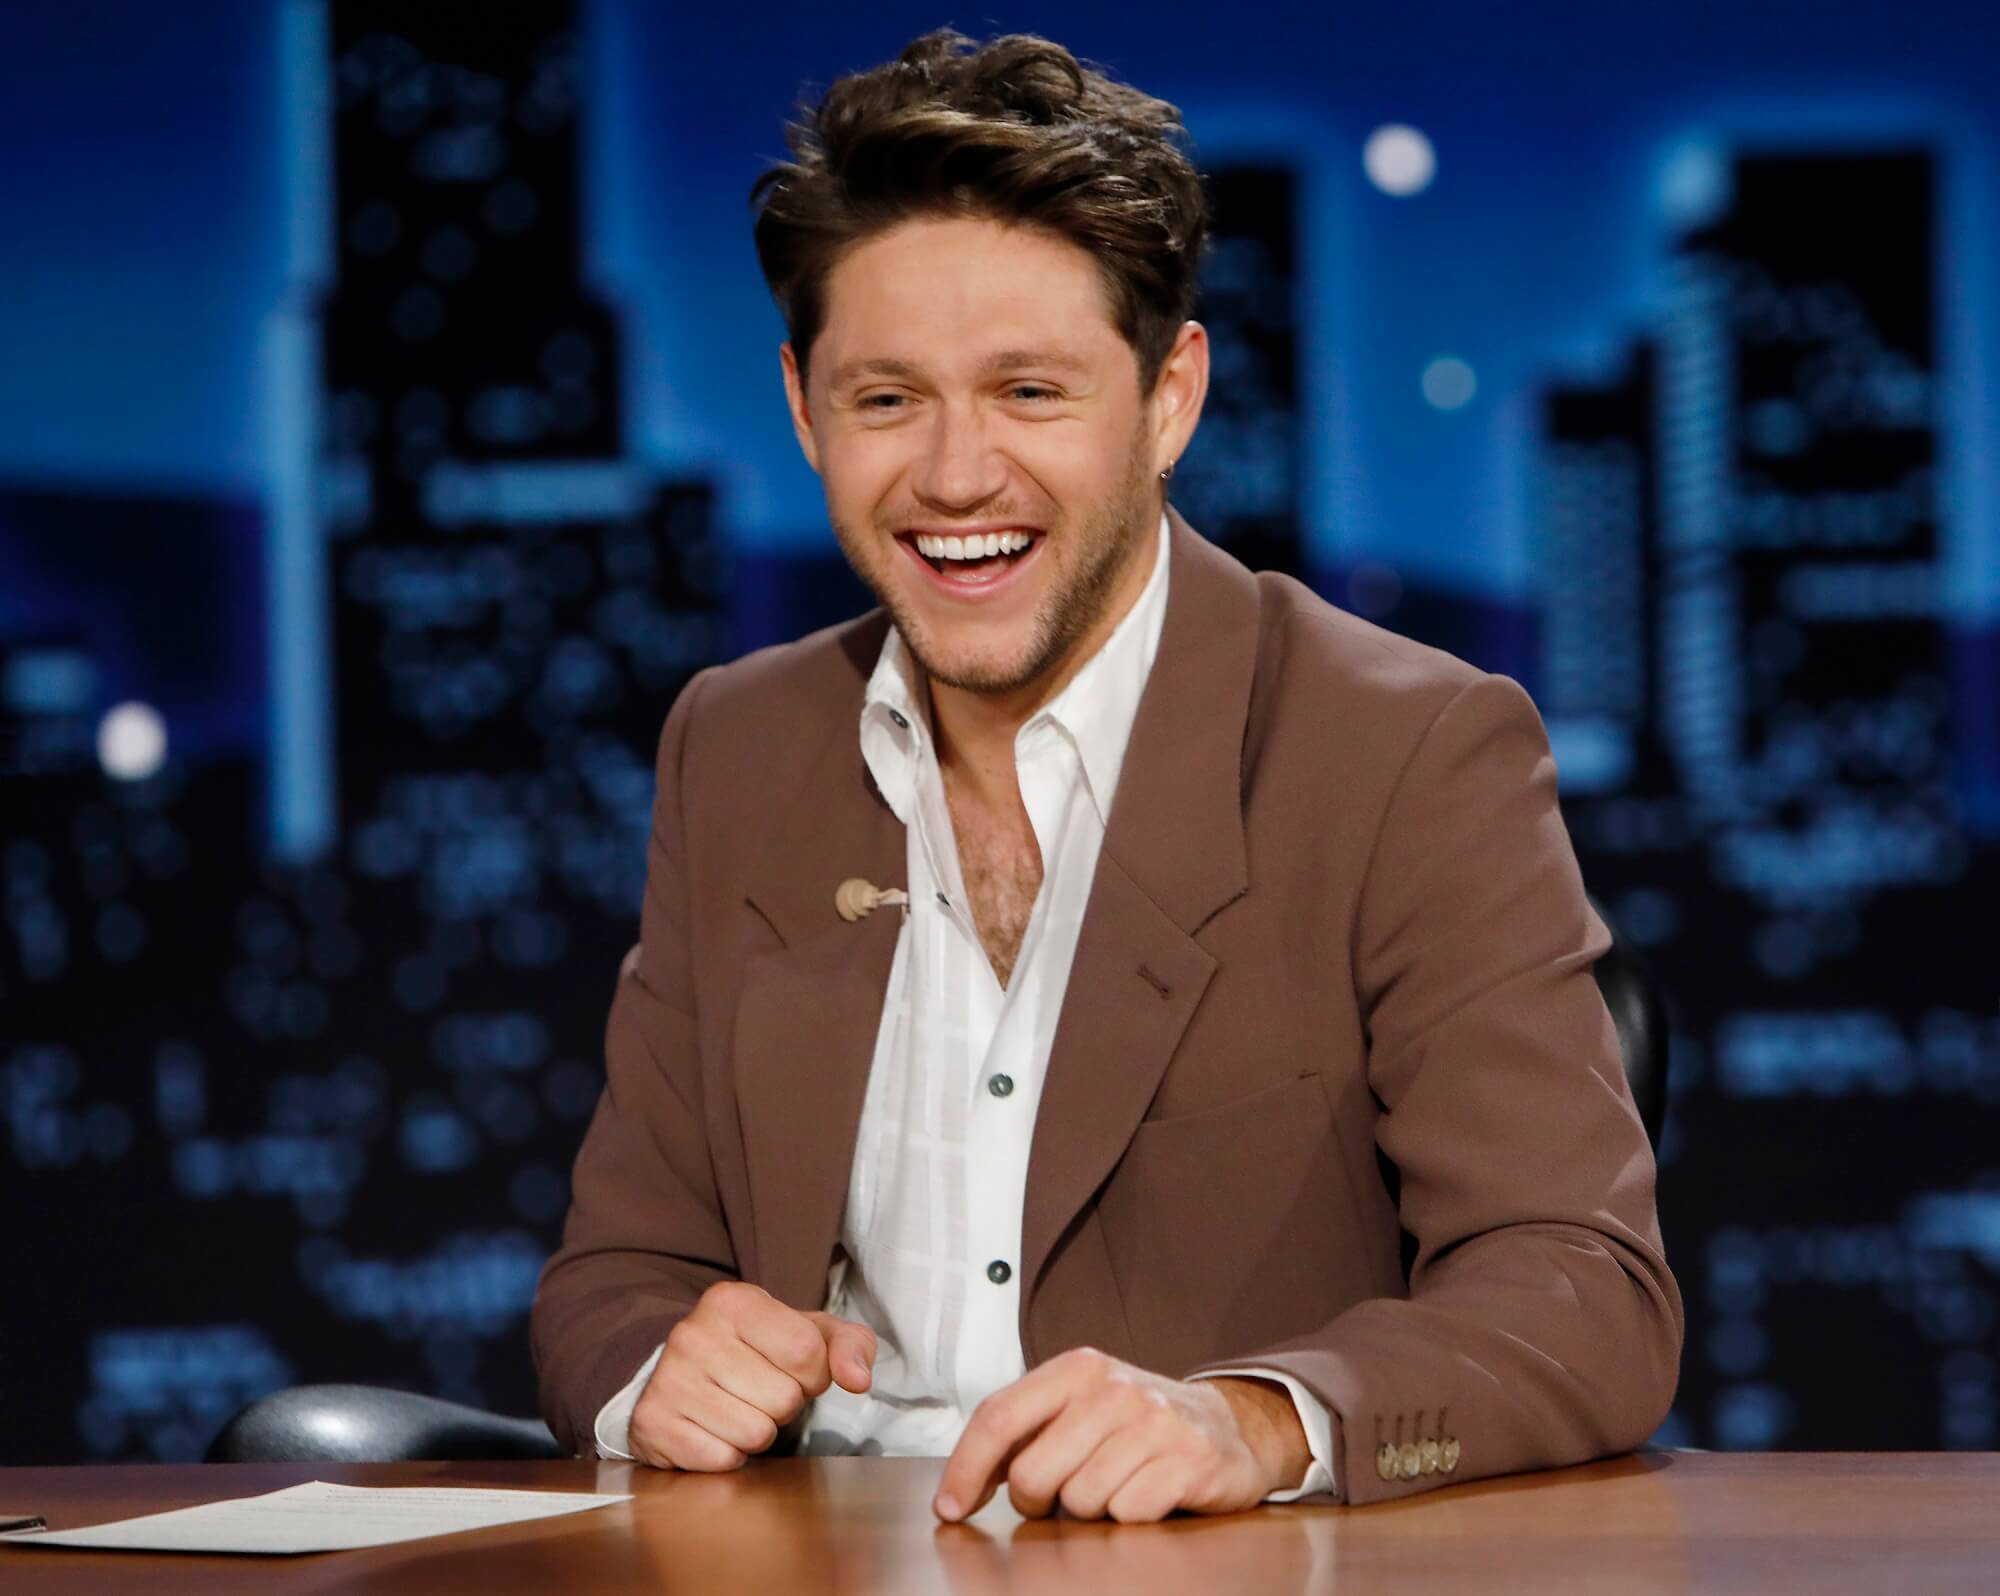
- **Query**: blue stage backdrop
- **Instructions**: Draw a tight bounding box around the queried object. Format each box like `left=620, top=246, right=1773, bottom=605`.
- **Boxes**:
left=2, top=0, right=1996, bottom=1464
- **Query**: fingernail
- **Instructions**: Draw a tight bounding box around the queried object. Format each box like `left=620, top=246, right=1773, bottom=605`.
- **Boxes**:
left=934, top=1493, right=961, bottom=1521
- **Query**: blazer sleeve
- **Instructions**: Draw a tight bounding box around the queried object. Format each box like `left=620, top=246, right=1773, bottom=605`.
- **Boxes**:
left=530, top=667, right=739, bottom=1455
left=1187, top=671, right=1684, bottom=1504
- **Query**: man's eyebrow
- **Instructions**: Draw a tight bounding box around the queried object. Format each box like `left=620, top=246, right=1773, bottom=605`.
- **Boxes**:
left=981, top=349, right=1090, bottom=376
left=825, top=350, right=1092, bottom=389
left=827, top=356, right=920, bottom=389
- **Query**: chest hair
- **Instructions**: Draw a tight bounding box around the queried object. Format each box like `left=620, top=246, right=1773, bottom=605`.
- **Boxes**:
left=943, top=777, right=1043, bottom=990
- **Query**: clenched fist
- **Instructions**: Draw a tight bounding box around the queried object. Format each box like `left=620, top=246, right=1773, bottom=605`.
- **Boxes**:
left=629, top=1280, right=877, bottom=1470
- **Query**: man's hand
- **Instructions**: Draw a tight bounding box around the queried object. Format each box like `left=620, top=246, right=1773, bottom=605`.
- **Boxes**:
left=933, top=1348, right=1311, bottom=1524
left=628, top=1280, right=876, bottom=1470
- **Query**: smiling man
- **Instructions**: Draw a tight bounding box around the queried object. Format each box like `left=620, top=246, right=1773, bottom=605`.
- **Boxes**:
left=531, top=29, right=1682, bottom=1521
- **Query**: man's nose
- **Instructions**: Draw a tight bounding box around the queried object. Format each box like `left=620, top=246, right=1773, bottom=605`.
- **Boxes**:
left=910, top=405, right=1007, bottom=512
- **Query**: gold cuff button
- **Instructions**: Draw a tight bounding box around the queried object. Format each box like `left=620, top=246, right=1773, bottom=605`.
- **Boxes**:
left=1419, top=1439, right=1441, bottom=1475
left=1398, top=1443, right=1422, bottom=1480
left=1440, top=1436, right=1461, bottom=1473
left=1376, top=1442, right=1399, bottom=1482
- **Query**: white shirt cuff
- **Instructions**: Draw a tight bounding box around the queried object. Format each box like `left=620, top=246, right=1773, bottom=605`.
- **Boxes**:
left=592, top=1344, right=665, bottom=1462
left=1188, top=1368, right=1339, bottom=1502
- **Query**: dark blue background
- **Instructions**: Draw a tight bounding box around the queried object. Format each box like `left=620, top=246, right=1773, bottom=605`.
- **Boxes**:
left=2, top=0, right=1995, bottom=1464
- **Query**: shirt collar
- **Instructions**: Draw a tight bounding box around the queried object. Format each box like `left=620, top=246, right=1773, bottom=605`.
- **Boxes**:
left=860, top=511, right=1172, bottom=825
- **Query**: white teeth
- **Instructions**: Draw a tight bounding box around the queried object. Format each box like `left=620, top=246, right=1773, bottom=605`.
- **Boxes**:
left=914, top=531, right=1035, bottom=561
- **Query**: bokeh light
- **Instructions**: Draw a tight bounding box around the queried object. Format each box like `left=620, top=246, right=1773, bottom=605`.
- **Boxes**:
left=1363, top=123, right=1437, bottom=196
left=1421, top=355, right=1479, bottom=410
left=97, top=701, right=168, bottom=781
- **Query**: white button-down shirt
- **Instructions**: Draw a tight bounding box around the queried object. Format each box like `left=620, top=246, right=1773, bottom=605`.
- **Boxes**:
left=596, top=515, right=1336, bottom=1500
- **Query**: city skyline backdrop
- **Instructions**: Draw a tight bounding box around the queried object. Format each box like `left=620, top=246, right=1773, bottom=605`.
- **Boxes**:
left=4, top=0, right=1997, bottom=1465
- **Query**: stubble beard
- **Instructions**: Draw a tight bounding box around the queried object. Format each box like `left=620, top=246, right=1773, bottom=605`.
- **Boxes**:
left=833, top=430, right=1158, bottom=699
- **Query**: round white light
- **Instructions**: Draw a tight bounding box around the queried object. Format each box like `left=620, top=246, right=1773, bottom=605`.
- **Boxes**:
left=1422, top=356, right=1478, bottom=411
left=1363, top=124, right=1436, bottom=197
left=97, top=701, right=167, bottom=781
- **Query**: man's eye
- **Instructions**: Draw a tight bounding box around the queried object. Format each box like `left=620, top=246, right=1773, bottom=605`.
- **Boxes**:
left=1007, top=386, right=1060, bottom=402
left=859, top=393, right=907, bottom=410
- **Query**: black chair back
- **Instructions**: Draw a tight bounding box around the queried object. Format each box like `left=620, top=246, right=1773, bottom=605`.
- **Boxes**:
left=205, top=1383, right=562, bottom=1464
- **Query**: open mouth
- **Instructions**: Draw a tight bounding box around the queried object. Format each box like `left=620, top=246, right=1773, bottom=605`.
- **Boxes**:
left=898, top=529, right=1042, bottom=586
left=908, top=529, right=1036, bottom=572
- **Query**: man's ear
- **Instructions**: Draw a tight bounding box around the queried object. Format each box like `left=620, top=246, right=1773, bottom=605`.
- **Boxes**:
left=779, top=341, right=821, bottom=475
left=1150, top=320, right=1211, bottom=476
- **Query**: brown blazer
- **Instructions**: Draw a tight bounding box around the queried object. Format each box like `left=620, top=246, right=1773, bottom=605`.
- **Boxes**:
left=531, top=511, right=1683, bottom=1505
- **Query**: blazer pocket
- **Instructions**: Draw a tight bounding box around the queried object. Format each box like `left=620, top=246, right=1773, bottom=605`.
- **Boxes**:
left=1132, top=1070, right=1328, bottom=1134
left=1098, top=1072, right=1358, bottom=1375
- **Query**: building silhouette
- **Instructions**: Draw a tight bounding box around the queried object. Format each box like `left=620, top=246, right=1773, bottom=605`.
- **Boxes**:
left=1542, top=148, right=1999, bottom=1452
left=4, top=0, right=730, bottom=1462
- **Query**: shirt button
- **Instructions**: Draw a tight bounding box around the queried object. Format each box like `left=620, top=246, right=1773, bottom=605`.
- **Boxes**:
left=986, top=1260, right=1012, bottom=1285
left=987, top=1073, right=1014, bottom=1098
left=888, top=709, right=908, bottom=729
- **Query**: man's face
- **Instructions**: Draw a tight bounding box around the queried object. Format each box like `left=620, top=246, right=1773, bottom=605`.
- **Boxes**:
left=782, top=215, right=1193, bottom=698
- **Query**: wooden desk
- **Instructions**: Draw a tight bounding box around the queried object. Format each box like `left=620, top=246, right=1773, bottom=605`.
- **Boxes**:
left=1, top=1452, right=1994, bottom=1593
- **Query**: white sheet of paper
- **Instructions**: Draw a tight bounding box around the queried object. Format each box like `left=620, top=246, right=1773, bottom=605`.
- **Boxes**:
left=0, top=1480, right=632, bottom=1555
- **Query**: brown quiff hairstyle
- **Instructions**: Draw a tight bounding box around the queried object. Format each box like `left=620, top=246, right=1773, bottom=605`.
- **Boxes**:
left=751, top=29, right=1209, bottom=393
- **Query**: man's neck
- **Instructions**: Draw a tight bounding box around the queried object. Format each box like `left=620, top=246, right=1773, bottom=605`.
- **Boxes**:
left=929, top=510, right=1161, bottom=809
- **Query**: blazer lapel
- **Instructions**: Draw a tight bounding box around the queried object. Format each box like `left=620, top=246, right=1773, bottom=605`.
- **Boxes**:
left=735, top=619, right=908, bottom=1312
left=1020, top=513, right=1262, bottom=1328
